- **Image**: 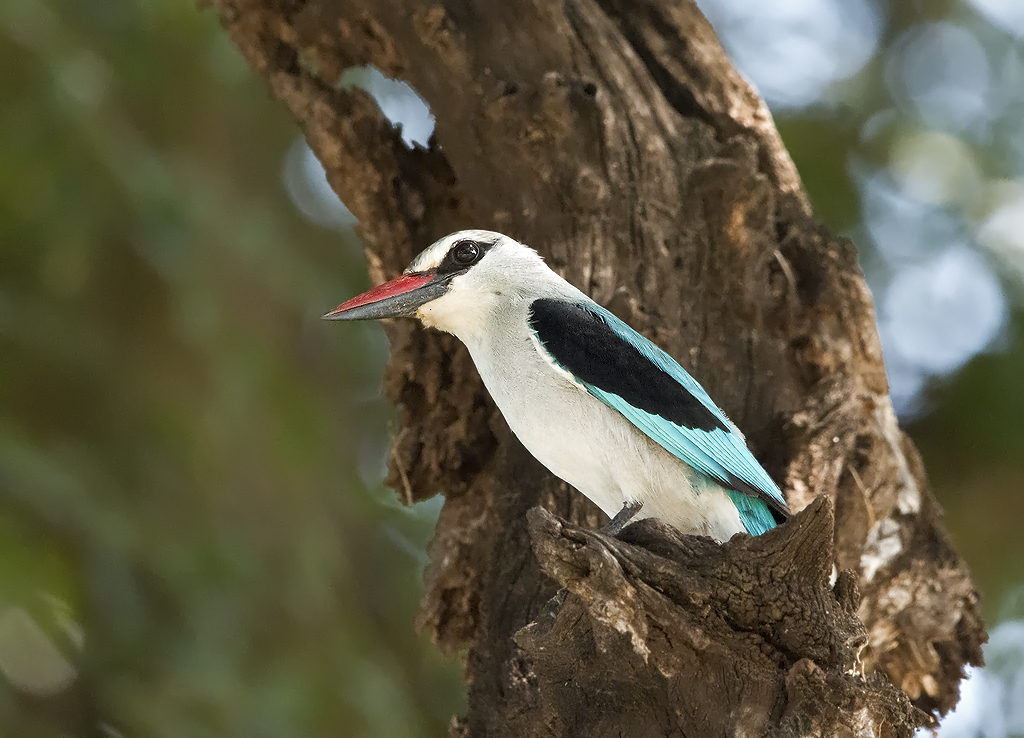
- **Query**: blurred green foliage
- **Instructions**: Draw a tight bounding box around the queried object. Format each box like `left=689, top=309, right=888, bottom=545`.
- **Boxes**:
left=1, top=0, right=1022, bottom=736
left=0, top=1, right=461, bottom=735
left=908, top=310, right=1024, bottom=610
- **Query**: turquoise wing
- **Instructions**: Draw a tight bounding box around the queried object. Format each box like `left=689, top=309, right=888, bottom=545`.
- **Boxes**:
left=528, top=298, right=788, bottom=535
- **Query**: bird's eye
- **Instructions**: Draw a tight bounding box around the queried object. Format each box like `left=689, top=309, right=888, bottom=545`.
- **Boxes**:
left=452, top=240, right=481, bottom=266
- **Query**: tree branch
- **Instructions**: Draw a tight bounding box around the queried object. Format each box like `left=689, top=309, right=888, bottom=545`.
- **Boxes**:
left=214, top=0, right=986, bottom=732
left=510, top=498, right=926, bottom=737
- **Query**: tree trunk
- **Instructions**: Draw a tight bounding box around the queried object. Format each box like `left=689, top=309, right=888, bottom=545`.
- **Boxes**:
left=214, top=1, right=986, bottom=735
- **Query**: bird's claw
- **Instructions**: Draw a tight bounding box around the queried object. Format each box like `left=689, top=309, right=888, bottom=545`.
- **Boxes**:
left=599, top=500, right=643, bottom=536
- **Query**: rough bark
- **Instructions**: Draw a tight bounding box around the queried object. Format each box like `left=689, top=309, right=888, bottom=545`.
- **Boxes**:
left=213, top=0, right=985, bottom=735
left=515, top=498, right=923, bottom=738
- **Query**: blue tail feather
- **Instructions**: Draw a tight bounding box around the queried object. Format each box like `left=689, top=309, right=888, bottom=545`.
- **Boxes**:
left=725, top=491, right=776, bottom=536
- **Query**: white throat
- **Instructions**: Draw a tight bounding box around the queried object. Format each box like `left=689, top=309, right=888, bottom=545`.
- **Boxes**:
left=415, top=272, right=505, bottom=342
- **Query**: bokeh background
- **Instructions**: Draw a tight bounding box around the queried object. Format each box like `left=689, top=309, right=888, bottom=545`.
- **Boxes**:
left=1, top=0, right=1021, bottom=736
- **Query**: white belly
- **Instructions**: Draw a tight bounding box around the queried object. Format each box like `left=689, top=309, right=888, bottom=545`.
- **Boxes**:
left=465, top=329, right=744, bottom=539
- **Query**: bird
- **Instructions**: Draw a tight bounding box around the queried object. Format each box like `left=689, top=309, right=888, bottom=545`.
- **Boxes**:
left=323, top=230, right=790, bottom=539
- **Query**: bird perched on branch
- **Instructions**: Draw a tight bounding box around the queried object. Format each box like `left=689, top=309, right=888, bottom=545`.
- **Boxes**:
left=324, top=230, right=790, bottom=539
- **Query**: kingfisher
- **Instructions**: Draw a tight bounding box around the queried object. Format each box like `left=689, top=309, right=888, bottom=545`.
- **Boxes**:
left=324, top=230, right=790, bottom=539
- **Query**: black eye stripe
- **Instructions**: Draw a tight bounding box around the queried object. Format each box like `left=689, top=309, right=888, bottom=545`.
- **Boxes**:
left=435, top=239, right=491, bottom=275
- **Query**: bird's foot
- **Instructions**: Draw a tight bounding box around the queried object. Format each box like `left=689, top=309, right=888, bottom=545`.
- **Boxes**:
left=599, top=500, right=643, bottom=537
left=542, top=501, right=643, bottom=619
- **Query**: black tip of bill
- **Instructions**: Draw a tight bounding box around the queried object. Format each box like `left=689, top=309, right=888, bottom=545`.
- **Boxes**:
left=321, top=307, right=354, bottom=320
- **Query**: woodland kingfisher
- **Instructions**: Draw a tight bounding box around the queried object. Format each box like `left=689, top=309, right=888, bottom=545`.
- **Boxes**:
left=324, top=230, right=790, bottom=539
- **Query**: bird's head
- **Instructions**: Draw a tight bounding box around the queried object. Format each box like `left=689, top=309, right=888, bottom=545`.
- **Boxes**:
left=323, top=229, right=550, bottom=339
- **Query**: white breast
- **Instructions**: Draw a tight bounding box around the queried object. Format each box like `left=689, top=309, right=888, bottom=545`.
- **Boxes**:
left=461, top=301, right=745, bottom=539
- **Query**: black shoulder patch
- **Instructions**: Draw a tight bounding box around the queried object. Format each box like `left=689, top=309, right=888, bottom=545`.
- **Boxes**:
left=529, top=298, right=728, bottom=433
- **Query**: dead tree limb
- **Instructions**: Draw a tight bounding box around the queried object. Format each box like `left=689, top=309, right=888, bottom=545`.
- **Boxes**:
left=516, top=498, right=922, bottom=737
left=214, top=0, right=985, bottom=734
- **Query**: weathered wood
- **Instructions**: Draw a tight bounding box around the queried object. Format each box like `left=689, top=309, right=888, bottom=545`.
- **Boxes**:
left=213, top=0, right=985, bottom=734
left=511, top=498, right=923, bottom=738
